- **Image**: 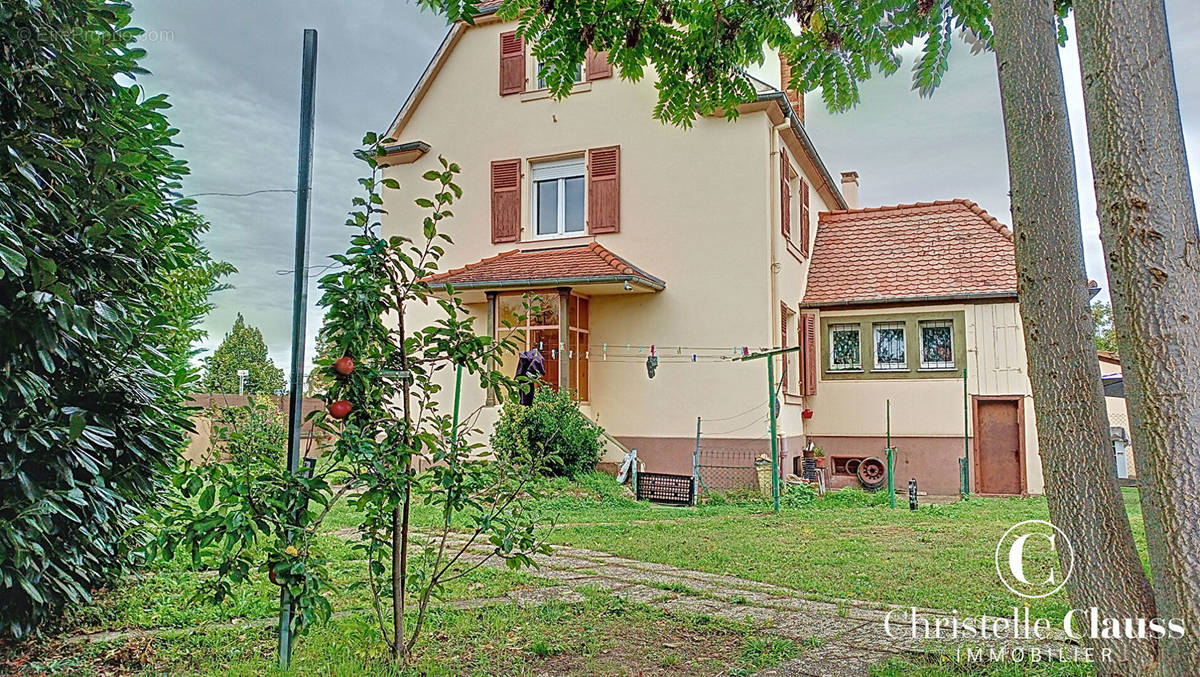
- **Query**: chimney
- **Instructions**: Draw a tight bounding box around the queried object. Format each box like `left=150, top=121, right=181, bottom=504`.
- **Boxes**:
left=779, top=56, right=805, bottom=124
left=840, top=171, right=860, bottom=210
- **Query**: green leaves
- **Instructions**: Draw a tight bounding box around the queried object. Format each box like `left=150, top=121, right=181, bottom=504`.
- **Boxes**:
left=424, top=0, right=1012, bottom=123
left=1, top=0, right=228, bottom=637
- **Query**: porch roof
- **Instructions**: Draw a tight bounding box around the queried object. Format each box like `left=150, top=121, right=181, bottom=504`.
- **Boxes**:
left=423, top=242, right=666, bottom=295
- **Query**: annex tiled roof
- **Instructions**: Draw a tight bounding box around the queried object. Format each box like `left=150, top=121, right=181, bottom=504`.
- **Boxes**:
left=424, top=242, right=665, bottom=290
left=802, top=199, right=1017, bottom=307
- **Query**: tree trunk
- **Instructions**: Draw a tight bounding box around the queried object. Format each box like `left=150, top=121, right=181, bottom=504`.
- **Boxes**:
left=990, top=1, right=1158, bottom=673
left=1073, top=1, right=1200, bottom=672
left=391, top=504, right=403, bottom=661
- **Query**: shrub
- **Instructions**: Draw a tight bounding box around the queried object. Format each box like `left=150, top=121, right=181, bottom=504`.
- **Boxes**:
left=491, top=387, right=604, bottom=478
left=0, top=1, right=228, bottom=636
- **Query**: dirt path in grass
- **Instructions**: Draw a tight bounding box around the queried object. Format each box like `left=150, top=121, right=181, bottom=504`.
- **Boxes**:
left=435, top=533, right=1080, bottom=677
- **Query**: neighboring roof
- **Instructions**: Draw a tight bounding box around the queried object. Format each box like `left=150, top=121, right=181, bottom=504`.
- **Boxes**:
left=1098, top=350, right=1121, bottom=365
left=424, top=242, right=666, bottom=291
left=802, top=199, right=1017, bottom=307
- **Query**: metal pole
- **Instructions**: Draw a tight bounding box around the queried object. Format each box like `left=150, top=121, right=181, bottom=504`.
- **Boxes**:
left=279, top=27, right=317, bottom=671
left=451, top=362, right=463, bottom=450
left=962, top=367, right=970, bottom=498
left=886, top=399, right=895, bottom=508
left=767, top=357, right=780, bottom=513
left=692, top=417, right=701, bottom=506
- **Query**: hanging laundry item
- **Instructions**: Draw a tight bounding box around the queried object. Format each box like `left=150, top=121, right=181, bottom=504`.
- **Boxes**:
left=515, top=349, right=545, bottom=405
left=646, top=354, right=659, bottom=378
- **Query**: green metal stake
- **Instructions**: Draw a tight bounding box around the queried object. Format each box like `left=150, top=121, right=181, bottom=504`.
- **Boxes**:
left=962, top=367, right=970, bottom=498
left=451, top=361, right=463, bottom=450
left=279, top=27, right=318, bottom=670
left=767, top=355, right=780, bottom=513
left=886, top=399, right=895, bottom=509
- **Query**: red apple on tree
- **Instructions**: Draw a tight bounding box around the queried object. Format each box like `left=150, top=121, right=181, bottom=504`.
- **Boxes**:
left=328, top=399, right=352, bottom=419
left=333, top=355, right=355, bottom=376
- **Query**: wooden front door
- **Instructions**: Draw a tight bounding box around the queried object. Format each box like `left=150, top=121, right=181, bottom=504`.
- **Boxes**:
left=975, top=397, right=1024, bottom=495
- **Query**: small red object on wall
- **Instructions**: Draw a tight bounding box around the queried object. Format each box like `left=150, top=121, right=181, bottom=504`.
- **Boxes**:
left=802, top=409, right=814, bottom=419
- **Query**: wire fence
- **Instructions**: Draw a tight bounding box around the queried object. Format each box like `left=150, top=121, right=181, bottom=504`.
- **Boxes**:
left=695, top=445, right=762, bottom=492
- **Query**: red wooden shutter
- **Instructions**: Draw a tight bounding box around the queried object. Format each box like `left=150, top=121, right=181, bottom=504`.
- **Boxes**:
left=499, top=31, right=525, bottom=95
left=780, top=148, right=791, bottom=240
left=491, top=159, right=521, bottom=243
left=587, top=146, right=620, bottom=234
left=799, top=179, right=811, bottom=257
left=585, top=48, right=613, bottom=80
left=801, top=312, right=817, bottom=396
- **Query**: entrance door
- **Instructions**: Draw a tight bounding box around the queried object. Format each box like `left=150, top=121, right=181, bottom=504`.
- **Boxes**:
left=975, top=397, right=1024, bottom=495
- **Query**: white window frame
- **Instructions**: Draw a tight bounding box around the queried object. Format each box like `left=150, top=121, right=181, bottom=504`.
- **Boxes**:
left=873, top=322, right=907, bottom=371
left=918, top=320, right=955, bottom=370
left=531, top=157, right=586, bottom=239
left=535, top=59, right=584, bottom=91
left=828, top=323, right=862, bottom=372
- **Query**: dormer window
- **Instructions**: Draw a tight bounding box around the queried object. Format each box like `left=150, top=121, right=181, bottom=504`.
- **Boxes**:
left=532, top=157, right=586, bottom=238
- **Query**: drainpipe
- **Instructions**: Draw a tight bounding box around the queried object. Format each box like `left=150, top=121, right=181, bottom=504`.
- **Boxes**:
left=485, top=291, right=497, bottom=406
left=557, top=287, right=571, bottom=391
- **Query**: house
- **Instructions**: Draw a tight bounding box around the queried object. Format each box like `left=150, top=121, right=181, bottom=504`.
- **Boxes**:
left=183, top=393, right=334, bottom=463
left=379, top=4, right=1045, bottom=496
left=1098, top=350, right=1137, bottom=480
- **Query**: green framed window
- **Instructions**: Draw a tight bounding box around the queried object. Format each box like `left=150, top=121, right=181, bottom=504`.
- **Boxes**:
left=919, top=320, right=955, bottom=369
left=829, top=323, right=862, bottom=371
left=872, top=322, right=907, bottom=371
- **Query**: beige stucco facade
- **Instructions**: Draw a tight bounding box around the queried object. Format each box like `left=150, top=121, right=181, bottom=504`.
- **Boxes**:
left=381, top=17, right=837, bottom=479
left=379, top=15, right=1060, bottom=497
left=805, top=302, right=1042, bottom=495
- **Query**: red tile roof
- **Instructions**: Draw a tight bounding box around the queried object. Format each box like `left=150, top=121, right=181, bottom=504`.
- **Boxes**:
left=802, top=199, right=1017, bottom=307
left=424, top=242, right=665, bottom=290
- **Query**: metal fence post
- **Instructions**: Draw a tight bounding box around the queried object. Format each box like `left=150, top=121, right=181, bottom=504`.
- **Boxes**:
left=692, top=417, right=701, bottom=505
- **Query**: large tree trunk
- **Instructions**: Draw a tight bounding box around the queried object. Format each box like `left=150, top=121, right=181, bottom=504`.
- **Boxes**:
left=1073, top=1, right=1200, bottom=672
left=990, top=1, right=1158, bottom=672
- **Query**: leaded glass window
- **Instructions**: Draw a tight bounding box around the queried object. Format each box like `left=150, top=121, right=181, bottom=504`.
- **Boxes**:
left=873, top=322, right=907, bottom=370
left=829, top=324, right=861, bottom=371
left=920, top=320, right=954, bottom=369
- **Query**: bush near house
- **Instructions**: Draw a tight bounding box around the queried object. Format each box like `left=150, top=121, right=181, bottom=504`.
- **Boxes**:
left=492, top=387, right=604, bottom=478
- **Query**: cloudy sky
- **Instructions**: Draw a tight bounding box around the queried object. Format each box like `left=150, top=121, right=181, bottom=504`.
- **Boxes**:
left=129, top=1, right=1200, bottom=377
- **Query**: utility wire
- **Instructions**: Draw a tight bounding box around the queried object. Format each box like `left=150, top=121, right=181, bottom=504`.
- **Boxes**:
left=185, top=188, right=297, bottom=198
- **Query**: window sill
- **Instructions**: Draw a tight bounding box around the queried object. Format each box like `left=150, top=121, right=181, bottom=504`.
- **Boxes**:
left=783, top=393, right=805, bottom=405
left=871, top=368, right=910, bottom=374
left=828, top=368, right=863, bottom=374
left=918, top=366, right=958, bottom=372
left=521, top=82, right=592, bottom=102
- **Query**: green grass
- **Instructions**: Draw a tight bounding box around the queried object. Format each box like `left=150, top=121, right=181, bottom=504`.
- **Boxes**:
left=870, top=656, right=1094, bottom=676
left=11, top=591, right=798, bottom=676
left=540, top=476, right=1147, bottom=622
left=7, top=472, right=1138, bottom=675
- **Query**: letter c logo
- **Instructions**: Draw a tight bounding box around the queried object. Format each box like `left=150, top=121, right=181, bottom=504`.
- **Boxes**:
left=996, top=520, right=1074, bottom=599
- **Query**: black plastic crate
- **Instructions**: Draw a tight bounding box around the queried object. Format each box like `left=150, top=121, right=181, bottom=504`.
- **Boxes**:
left=636, top=472, right=694, bottom=506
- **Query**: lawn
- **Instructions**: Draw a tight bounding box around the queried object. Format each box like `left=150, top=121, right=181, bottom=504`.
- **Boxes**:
left=539, top=477, right=1148, bottom=623
left=2, top=473, right=1142, bottom=675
